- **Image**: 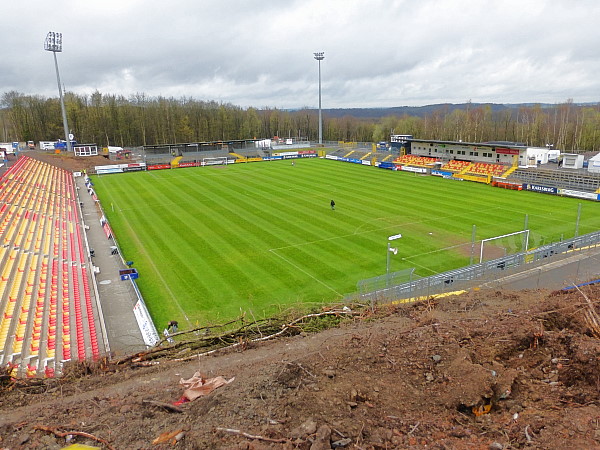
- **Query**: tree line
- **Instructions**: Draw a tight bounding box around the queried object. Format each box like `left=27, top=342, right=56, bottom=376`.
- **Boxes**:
left=1, top=91, right=599, bottom=152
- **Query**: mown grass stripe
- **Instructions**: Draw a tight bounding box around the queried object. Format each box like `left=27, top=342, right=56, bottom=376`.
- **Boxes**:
left=92, top=158, right=600, bottom=326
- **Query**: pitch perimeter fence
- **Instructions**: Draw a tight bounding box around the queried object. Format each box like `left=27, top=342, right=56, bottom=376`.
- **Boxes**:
left=359, top=230, right=600, bottom=303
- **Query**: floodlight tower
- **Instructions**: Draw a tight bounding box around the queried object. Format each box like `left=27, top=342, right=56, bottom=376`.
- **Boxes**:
left=44, top=32, right=72, bottom=153
left=313, top=52, right=324, bottom=145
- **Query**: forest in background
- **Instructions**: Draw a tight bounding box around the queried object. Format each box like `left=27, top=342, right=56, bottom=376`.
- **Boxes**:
left=1, top=91, right=599, bottom=152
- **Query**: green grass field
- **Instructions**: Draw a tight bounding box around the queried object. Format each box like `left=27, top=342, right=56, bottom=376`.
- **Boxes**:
left=92, top=158, right=600, bottom=327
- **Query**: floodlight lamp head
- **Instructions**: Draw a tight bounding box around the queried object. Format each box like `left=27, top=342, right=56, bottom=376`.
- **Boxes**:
left=44, top=31, right=63, bottom=52
left=313, top=52, right=325, bottom=61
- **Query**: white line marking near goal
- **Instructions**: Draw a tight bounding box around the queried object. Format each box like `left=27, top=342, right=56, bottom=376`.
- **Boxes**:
left=399, top=258, right=438, bottom=275
left=269, top=249, right=343, bottom=297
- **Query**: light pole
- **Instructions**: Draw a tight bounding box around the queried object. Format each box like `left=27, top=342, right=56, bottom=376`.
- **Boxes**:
left=386, top=233, right=402, bottom=286
left=313, top=52, right=324, bottom=146
left=44, top=31, right=72, bottom=153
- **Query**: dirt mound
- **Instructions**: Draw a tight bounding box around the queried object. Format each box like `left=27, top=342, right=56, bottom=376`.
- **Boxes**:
left=24, top=150, right=116, bottom=173
left=1, top=286, right=600, bottom=449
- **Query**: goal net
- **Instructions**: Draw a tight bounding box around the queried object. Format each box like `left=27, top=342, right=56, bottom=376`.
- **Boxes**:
left=479, top=230, right=529, bottom=263
left=202, top=156, right=228, bottom=166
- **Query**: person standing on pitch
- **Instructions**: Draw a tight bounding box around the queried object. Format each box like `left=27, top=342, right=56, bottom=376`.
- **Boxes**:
left=167, top=320, right=179, bottom=333
left=330, top=199, right=335, bottom=210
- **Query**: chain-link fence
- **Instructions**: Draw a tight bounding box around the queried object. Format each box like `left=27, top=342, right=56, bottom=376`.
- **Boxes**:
left=359, top=230, right=600, bottom=304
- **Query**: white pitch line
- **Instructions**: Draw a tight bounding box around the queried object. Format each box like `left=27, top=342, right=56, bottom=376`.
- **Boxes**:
left=400, top=258, right=438, bottom=275
left=102, top=190, right=192, bottom=326
left=270, top=204, right=508, bottom=253
left=269, top=249, right=343, bottom=297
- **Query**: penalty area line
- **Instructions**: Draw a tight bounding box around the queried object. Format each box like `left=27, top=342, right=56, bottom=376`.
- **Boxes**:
left=400, top=257, right=438, bottom=276
left=269, top=249, right=343, bottom=298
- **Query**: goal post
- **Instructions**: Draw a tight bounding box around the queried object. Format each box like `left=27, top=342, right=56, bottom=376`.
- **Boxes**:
left=202, top=156, right=228, bottom=166
left=480, top=230, right=529, bottom=263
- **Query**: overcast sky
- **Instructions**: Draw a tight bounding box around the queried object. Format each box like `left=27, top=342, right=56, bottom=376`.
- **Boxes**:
left=2, top=0, right=599, bottom=109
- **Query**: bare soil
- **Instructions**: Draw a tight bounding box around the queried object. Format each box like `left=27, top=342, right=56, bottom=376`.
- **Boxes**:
left=24, top=150, right=115, bottom=172
left=1, top=286, right=600, bottom=449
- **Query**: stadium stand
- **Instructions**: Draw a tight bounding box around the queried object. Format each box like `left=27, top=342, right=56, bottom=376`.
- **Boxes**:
left=464, top=162, right=507, bottom=177
left=441, top=159, right=471, bottom=172
left=0, top=156, right=102, bottom=377
left=393, top=155, right=439, bottom=166
left=508, top=167, right=600, bottom=192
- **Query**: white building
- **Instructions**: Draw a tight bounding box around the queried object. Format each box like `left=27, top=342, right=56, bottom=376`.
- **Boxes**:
left=561, top=153, right=584, bottom=170
left=587, top=153, right=600, bottom=174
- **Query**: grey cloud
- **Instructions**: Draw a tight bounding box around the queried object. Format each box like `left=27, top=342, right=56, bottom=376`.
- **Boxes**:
left=3, top=0, right=599, bottom=108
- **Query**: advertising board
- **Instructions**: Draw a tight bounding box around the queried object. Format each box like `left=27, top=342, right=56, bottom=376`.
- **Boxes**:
left=526, top=184, right=558, bottom=194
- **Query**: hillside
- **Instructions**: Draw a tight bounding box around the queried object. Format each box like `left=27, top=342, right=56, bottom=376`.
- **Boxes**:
left=311, top=102, right=600, bottom=120
left=1, top=285, right=600, bottom=449
left=1, top=151, right=599, bottom=449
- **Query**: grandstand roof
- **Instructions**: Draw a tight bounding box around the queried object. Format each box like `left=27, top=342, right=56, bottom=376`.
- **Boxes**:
left=143, top=139, right=260, bottom=150
left=407, top=138, right=527, bottom=150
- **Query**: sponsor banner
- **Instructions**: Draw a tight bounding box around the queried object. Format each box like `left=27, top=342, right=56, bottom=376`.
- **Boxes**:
left=496, top=147, right=520, bottom=155
left=378, top=162, right=396, bottom=170
left=300, top=153, right=317, bottom=158
left=102, top=222, right=112, bottom=238
left=122, top=166, right=144, bottom=172
left=147, top=164, right=171, bottom=170
left=432, top=170, right=453, bottom=177
left=298, top=150, right=316, bottom=155
left=526, top=184, right=557, bottom=194
left=102, top=164, right=122, bottom=170
left=275, top=151, right=300, bottom=157
left=337, top=157, right=363, bottom=164
left=133, top=300, right=160, bottom=347
left=262, top=156, right=283, bottom=161
left=559, top=189, right=598, bottom=200
left=325, top=154, right=338, bottom=160
left=362, top=160, right=371, bottom=166
left=125, top=163, right=145, bottom=168
left=178, top=161, right=199, bottom=168
left=96, top=167, right=123, bottom=174
left=401, top=166, right=427, bottom=173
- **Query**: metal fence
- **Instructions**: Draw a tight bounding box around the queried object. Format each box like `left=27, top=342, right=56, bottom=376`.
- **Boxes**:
left=359, top=230, right=600, bottom=303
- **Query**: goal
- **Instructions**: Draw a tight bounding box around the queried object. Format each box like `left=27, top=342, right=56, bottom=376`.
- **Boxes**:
left=479, top=230, right=529, bottom=263
left=202, top=156, right=229, bottom=166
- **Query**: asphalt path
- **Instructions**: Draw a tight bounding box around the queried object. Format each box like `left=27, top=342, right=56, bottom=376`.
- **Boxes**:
left=480, top=246, right=600, bottom=291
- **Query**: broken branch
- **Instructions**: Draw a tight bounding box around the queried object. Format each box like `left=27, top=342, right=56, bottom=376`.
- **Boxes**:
left=142, top=399, right=184, bottom=413
left=34, top=425, right=115, bottom=450
left=215, top=427, right=289, bottom=443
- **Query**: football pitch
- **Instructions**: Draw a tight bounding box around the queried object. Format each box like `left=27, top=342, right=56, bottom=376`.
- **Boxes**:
left=92, top=158, right=600, bottom=327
